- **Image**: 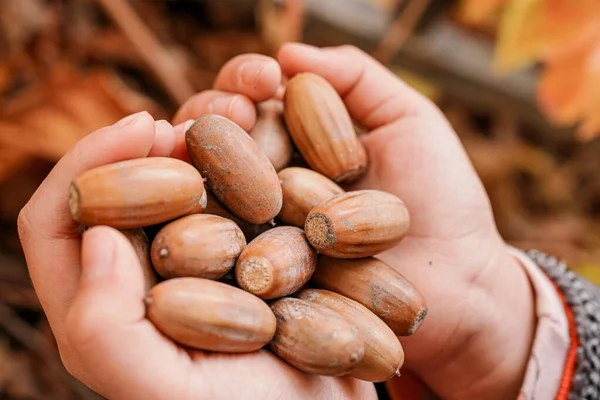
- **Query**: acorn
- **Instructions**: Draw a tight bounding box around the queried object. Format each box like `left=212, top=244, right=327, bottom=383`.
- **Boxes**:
left=283, top=72, right=367, bottom=183
left=311, top=257, right=427, bottom=336
left=185, top=114, right=283, bottom=224
left=120, top=228, right=157, bottom=292
left=297, top=289, right=404, bottom=382
left=277, top=167, right=344, bottom=228
left=69, top=157, right=206, bottom=229
left=304, top=190, right=409, bottom=258
left=250, top=100, right=293, bottom=171
left=145, top=278, right=276, bottom=352
left=151, top=214, right=246, bottom=280
left=235, top=226, right=317, bottom=299
left=268, top=297, right=365, bottom=376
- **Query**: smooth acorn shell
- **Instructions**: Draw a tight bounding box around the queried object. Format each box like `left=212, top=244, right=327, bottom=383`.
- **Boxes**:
left=277, top=167, right=344, bottom=228
left=268, top=297, right=365, bottom=376
left=69, top=157, right=206, bottom=229
left=203, top=191, right=271, bottom=242
left=235, top=226, right=317, bottom=299
left=120, top=228, right=157, bottom=292
left=297, top=289, right=404, bottom=382
left=250, top=100, right=293, bottom=171
left=151, top=214, right=246, bottom=280
left=304, top=190, right=409, bottom=258
left=311, top=257, right=427, bottom=336
left=145, top=278, right=276, bottom=352
left=185, top=114, right=283, bottom=224
left=283, top=72, right=367, bottom=183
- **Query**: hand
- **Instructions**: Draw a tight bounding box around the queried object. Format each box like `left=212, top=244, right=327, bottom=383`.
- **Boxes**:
left=18, top=43, right=535, bottom=400
left=17, top=52, right=375, bottom=399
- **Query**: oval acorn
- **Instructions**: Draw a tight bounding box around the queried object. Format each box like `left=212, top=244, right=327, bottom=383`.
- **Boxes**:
left=69, top=157, right=206, bottom=229
left=297, top=289, right=404, bottom=382
left=283, top=72, right=367, bottom=183
left=278, top=167, right=345, bottom=228
left=185, top=114, right=283, bottom=224
left=151, top=214, right=246, bottom=280
left=250, top=100, right=293, bottom=171
left=120, top=228, right=157, bottom=292
left=235, top=226, right=317, bottom=299
left=311, top=257, right=427, bottom=336
left=304, top=190, right=409, bottom=258
left=145, top=278, right=276, bottom=352
left=203, top=191, right=271, bottom=242
left=268, top=297, right=365, bottom=376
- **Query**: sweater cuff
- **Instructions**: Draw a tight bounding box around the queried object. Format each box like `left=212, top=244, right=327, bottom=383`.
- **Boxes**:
left=508, top=247, right=571, bottom=400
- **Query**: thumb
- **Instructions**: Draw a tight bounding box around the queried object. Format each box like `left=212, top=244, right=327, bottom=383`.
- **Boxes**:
left=277, top=43, right=431, bottom=130
left=63, top=227, right=188, bottom=399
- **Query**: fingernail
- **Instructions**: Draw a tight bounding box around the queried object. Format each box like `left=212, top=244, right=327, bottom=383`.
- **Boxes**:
left=81, top=227, right=115, bottom=281
left=113, top=111, right=150, bottom=129
left=209, top=95, right=240, bottom=118
left=239, top=60, right=270, bottom=87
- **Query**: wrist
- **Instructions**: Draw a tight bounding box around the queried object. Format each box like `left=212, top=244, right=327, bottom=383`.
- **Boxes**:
left=413, top=241, right=536, bottom=400
left=460, top=245, right=536, bottom=399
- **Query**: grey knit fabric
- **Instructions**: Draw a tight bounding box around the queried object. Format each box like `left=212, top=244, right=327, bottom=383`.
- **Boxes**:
left=525, top=250, right=600, bottom=400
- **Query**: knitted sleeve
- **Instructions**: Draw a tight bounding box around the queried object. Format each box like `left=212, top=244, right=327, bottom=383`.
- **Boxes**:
left=524, top=250, right=600, bottom=400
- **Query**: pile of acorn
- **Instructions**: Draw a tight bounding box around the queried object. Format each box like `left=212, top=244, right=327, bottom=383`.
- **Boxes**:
left=68, top=72, right=427, bottom=382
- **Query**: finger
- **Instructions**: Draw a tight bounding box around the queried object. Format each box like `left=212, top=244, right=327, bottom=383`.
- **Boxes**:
left=148, top=120, right=177, bottom=157
left=170, top=119, right=195, bottom=163
left=171, top=91, right=256, bottom=131
left=64, top=227, right=192, bottom=399
left=277, top=43, right=432, bottom=130
left=18, top=112, right=156, bottom=338
left=213, top=54, right=281, bottom=103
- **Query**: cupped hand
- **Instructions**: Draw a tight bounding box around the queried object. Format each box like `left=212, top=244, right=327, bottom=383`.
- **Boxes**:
left=17, top=52, right=375, bottom=400
left=18, top=43, right=535, bottom=400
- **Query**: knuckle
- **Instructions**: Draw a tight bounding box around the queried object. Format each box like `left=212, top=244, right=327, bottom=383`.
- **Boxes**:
left=338, top=44, right=365, bottom=57
left=16, top=205, right=32, bottom=243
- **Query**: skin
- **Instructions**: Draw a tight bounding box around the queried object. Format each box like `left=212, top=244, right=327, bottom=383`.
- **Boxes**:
left=18, top=44, right=535, bottom=400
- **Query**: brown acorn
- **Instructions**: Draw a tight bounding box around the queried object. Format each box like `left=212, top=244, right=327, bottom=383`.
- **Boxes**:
left=145, top=278, right=276, bottom=352
left=268, top=297, right=365, bottom=376
left=277, top=167, right=345, bottom=228
left=297, top=289, right=404, bottom=382
left=235, top=226, right=317, bottom=299
left=304, top=190, right=409, bottom=258
left=120, top=228, right=157, bottom=292
left=185, top=114, right=282, bottom=224
left=203, top=191, right=271, bottom=242
left=311, top=257, right=427, bottom=336
left=250, top=100, right=293, bottom=171
left=69, top=157, right=206, bottom=229
left=151, top=214, right=246, bottom=280
left=283, top=72, right=367, bottom=183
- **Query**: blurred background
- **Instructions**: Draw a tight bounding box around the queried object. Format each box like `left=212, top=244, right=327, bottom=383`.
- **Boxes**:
left=0, top=0, right=599, bottom=397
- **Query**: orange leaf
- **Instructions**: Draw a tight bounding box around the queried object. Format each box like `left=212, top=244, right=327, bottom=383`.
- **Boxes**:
left=578, top=42, right=600, bottom=140
left=457, top=0, right=509, bottom=24
left=537, top=45, right=588, bottom=125
left=537, top=32, right=600, bottom=140
left=494, top=0, right=600, bottom=73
